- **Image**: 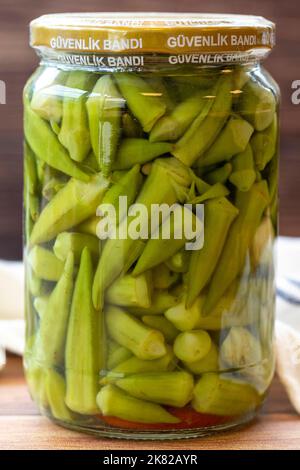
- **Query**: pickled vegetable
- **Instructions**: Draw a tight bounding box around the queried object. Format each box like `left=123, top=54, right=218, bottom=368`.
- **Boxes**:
left=173, top=330, right=212, bottom=363
left=106, top=306, right=166, bottom=360
left=86, top=75, right=123, bottom=174
left=115, top=371, right=194, bottom=407
left=192, top=373, right=260, bottom=416
left=173, top=74, right=233, bottom=166
left=30, top=173, right=109, bottom=245
left=183, top=343, right=219, bottom=374
left=34, top=252, right=74, bottom=368
left=97, top=385, right=179, bottom=424
left=65, top=248, right=103, bottom=414
left=102, top=346, right=176, bottom=384
left=59, top=71, right=96, bottom=162
left=24, top=62, right=278, bottom=435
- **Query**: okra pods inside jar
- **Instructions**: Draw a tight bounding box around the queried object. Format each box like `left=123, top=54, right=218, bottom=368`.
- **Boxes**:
left=23, top=13, right=279, bottom=439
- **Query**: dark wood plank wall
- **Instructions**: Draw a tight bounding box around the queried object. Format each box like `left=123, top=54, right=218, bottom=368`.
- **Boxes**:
left=0, top=0, right=299, bottom=259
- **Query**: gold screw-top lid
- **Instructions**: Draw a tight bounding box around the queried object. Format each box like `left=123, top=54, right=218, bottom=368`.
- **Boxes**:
left=30, top=13, right=275, bottom=58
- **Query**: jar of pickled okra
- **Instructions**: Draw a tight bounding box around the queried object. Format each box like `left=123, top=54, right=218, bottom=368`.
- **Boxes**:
left=23, top=13, right=279, bottom=439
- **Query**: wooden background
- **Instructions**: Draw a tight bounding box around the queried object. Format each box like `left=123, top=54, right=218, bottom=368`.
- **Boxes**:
left=0, top=0, right=299, bottom=260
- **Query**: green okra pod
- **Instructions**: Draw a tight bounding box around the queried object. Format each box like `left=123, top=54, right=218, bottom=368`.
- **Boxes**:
left=204, top=181, right=270, bottom=314
left=106, top=306, right=166, bottom=360
left=65, top=248, right=103, bottom=414
left=97, top=384, right=179, bottom=424
left=173, top=329, right=212, bottom=363
left=133, top=204, right=202, bottom=275
left=34, top=252, right=74, bottom=367
left=127, top=290, right=180, bottom=316
left=28, top=246, right=64, bottom=281
left=192, top=373, right=260, bottom=416
left=26, top=366, right=48, bottom=409
left=230, top=172, right=256, bottom=193
left=172, top=75, right=233, bottom=166
left=101, top=163, right=143, bottom=223
left=114, top=73, right=167, bottom=132
left=113, top=138, right=172, bottom=170
left=183, top=343, right=219, bottom=374
left=53, top=232, right=100, bottom=264
left=59, top=71, right=96, bottom=162
left=86, top=75, right=123, bottom=174
left=238, top=79, right=276, bottom=131
left=45, top=369, right=72, bottom=421
left=30, top=70, right=68, bottom=123
left=186, top=197, right=239, bottom=307
left=229, top=144, right=256, bottom=192
left=150, top=89, right=211, bottom=142
left=135, top=157, right=192, bottom=209
left=205, top=162, right=232, bottom=185
left=31, top=85, right=63, bottom=125
left=24, top=143, right=38, bottom=195
left=30, top=173, right=109, bottom=245
left=142, top=315, right=179, bottom=343
left=24, top=98, right=89, bottom=181
left=197, top=115, right=254, bottom=167
left=106, top=272, right=152, bottom=308
left=165, top=296, right=205, bottom=331
left=116, top=370, right=194, bottom=407
left=251, top=116, right=278, bottom=171
left=102, top=346, right=176, bottom=384
left=107, top=341, right=132, bottom=370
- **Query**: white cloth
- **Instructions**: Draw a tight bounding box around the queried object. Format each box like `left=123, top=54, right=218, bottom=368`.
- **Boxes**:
left=0, top=260, right=24, bottom=320
left=0, top=238, right=300, bottom=414
left=0, top=260, right=24, bottom=368
left=275, top=237, right=300, bottom=413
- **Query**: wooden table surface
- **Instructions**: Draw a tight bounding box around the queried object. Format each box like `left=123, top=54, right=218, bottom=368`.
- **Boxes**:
left=0, top=355, right=300, bottom=450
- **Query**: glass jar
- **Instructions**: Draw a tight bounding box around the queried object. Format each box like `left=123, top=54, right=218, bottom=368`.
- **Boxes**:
left=23, top=13, right=279, bottom=439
